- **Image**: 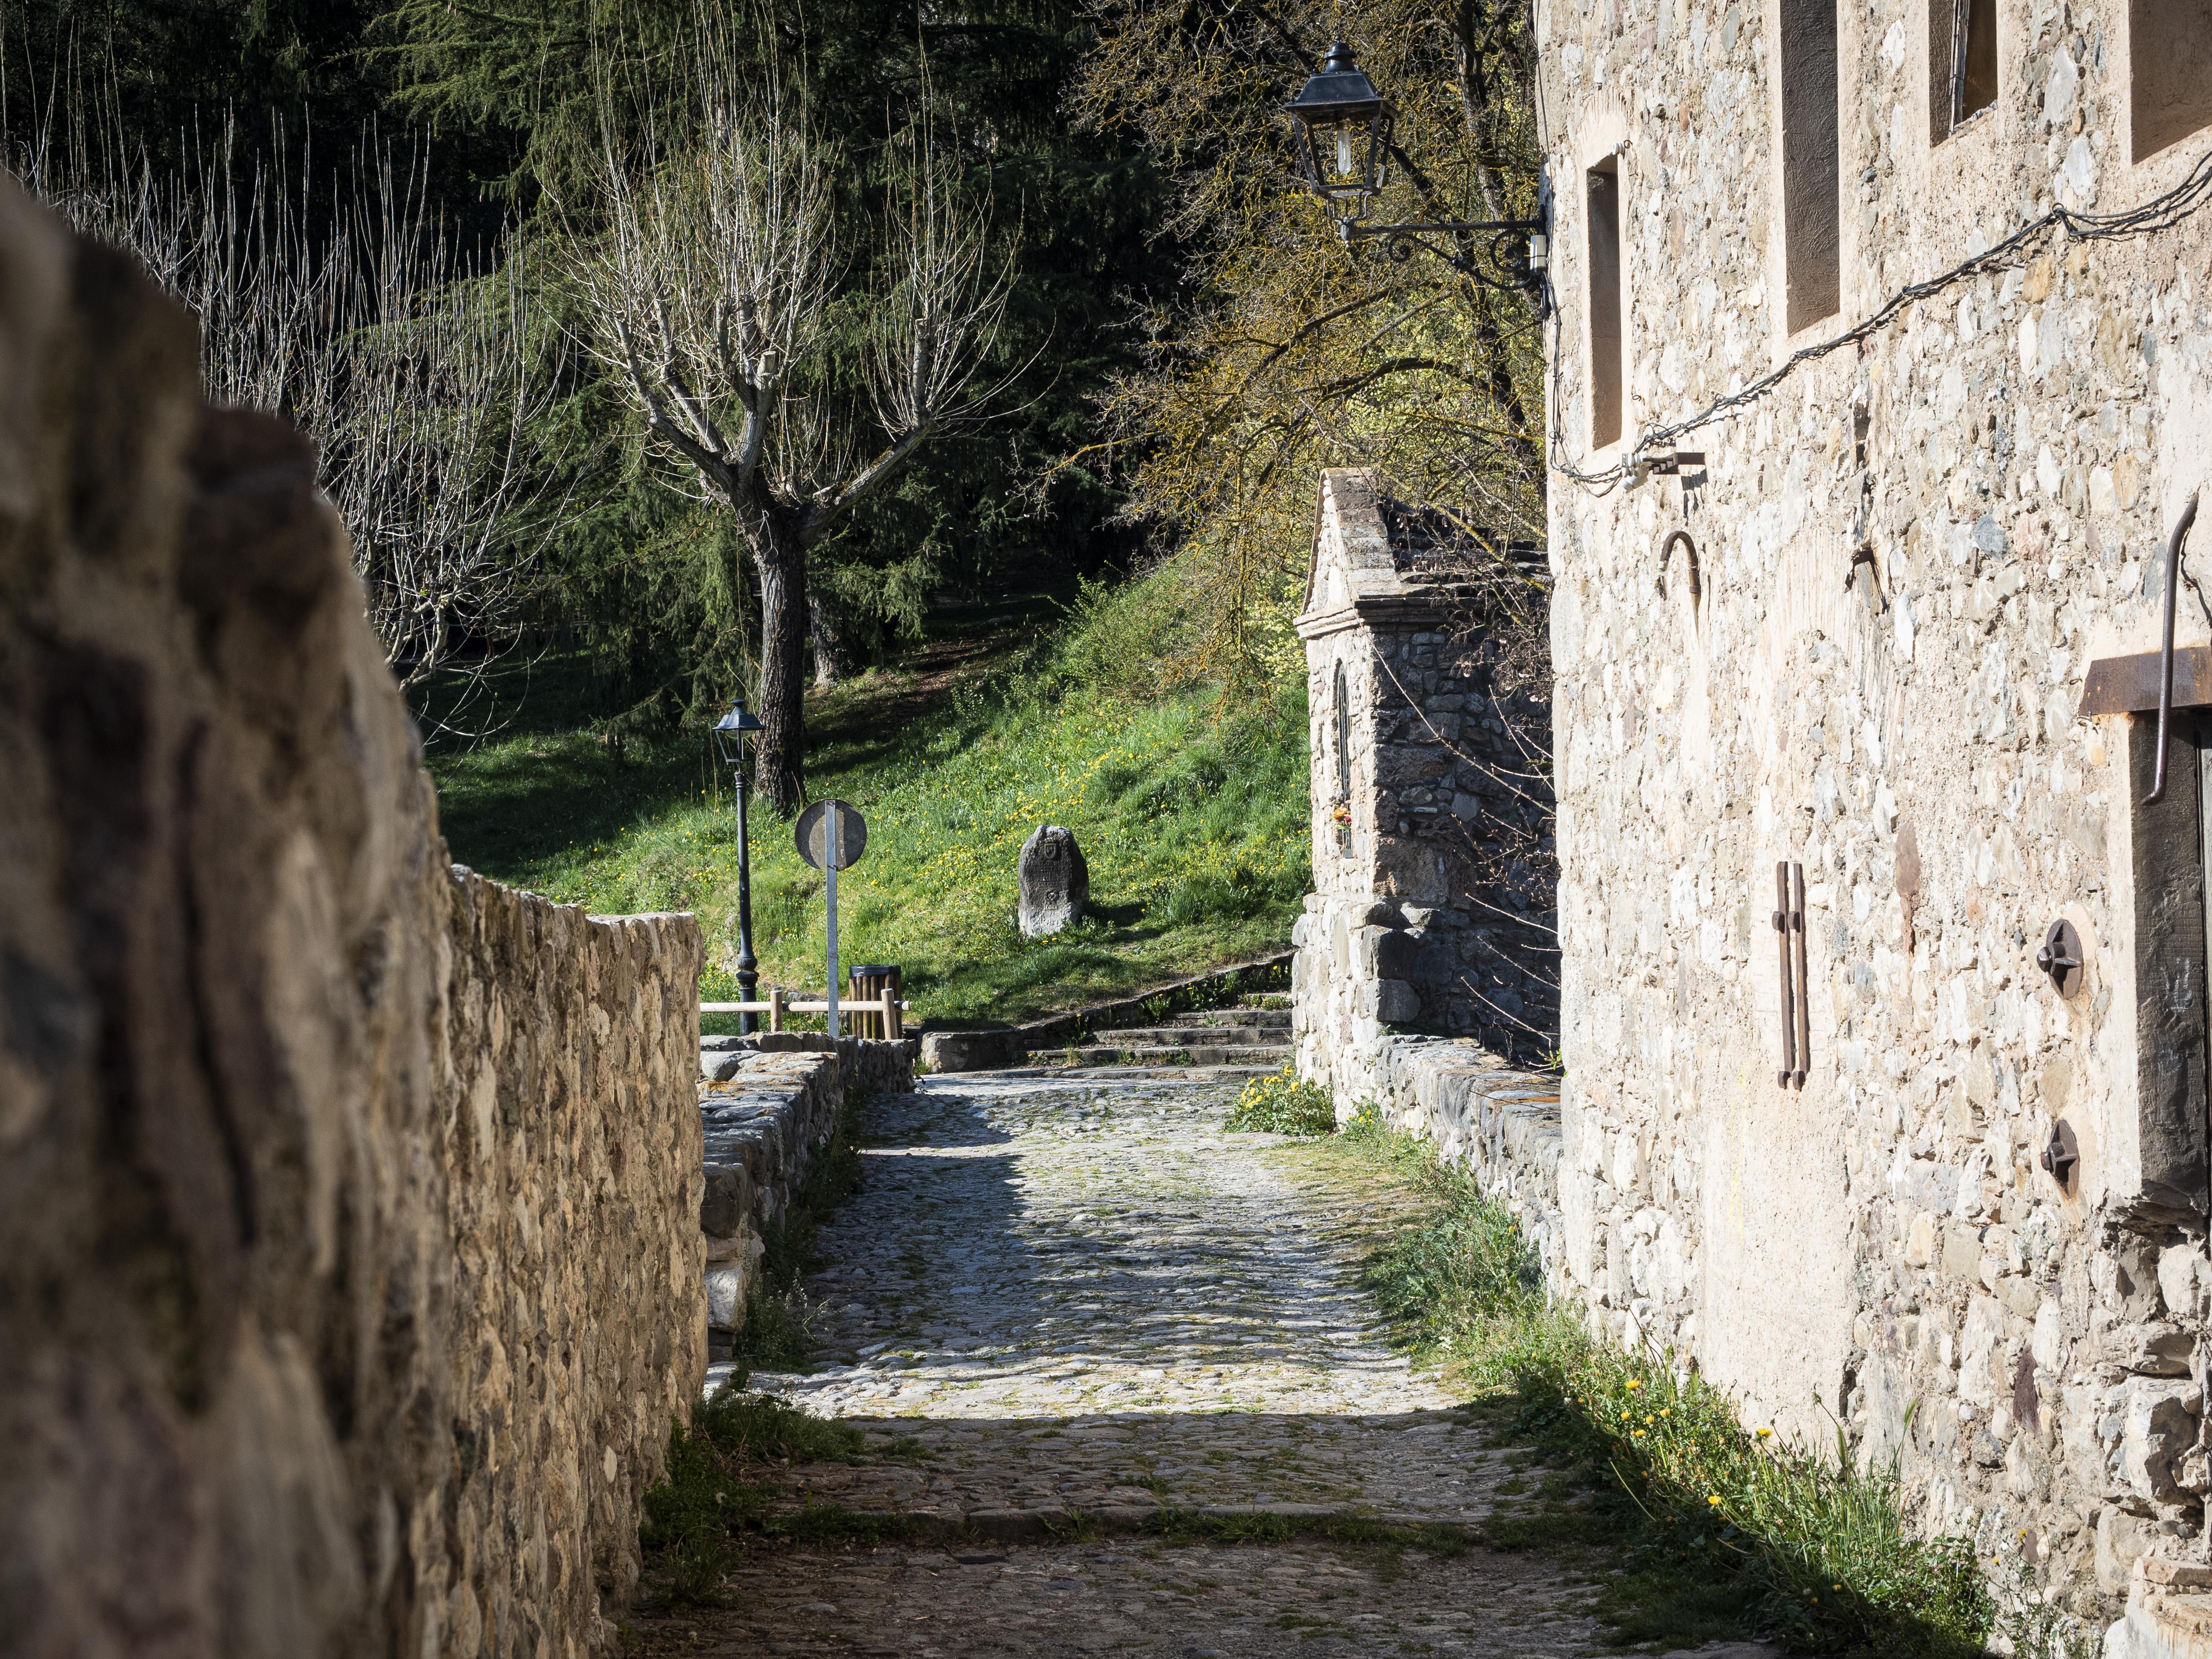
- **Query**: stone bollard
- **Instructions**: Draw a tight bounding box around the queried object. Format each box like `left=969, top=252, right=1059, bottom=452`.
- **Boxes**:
left=1019, top=824, right=1090, bottom=937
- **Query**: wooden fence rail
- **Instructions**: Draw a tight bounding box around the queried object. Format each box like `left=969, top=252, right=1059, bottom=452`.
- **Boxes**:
left=700, top=991, right=907, bottom=1038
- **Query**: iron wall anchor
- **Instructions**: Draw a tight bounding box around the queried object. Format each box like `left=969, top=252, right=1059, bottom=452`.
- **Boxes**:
left=2041, top=1119, right=2079, bottom=1189
left=2035, top=918, right=2084, bottom=998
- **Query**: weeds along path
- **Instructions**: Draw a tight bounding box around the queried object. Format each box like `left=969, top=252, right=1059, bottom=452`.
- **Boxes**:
left=646, top=1075, right=1628, bottom=1657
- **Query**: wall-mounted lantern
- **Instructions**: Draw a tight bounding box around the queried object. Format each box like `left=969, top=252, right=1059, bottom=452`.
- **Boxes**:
left=1284, top=41, right=1395, bottom=223
left=1283, top=37, right=1550, bottom=309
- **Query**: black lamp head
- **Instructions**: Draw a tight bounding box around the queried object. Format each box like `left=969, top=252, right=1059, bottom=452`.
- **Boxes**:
left=713, top=696, right=765, bottom=765
left=1284, top=41, right=1394, bottom=221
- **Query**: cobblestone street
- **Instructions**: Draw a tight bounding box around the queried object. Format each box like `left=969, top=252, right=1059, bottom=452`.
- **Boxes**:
left=640, top=1074, right=1753, bottom=1657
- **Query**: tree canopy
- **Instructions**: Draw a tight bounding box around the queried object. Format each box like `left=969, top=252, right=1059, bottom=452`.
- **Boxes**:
left=1, top=0, right=1546, bottom=769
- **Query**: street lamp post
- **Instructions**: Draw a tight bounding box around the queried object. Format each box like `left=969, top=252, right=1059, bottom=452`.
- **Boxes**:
left=713, top=695, right=767, bottom=1033
left=1283, top=40, right=1550, bottom=309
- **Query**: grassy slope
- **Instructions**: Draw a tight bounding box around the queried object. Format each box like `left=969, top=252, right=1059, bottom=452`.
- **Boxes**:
left=429, top=595, right=1310, bottom=1025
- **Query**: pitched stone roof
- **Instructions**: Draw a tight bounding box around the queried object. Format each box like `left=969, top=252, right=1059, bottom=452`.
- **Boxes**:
left=1298, top=466, right=1539, bottom=637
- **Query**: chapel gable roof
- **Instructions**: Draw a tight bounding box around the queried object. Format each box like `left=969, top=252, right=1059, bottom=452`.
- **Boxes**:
left=1299, top=467, right=1539, bottom=631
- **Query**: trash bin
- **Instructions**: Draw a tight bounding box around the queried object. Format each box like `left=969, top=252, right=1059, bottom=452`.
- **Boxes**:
left=847, top=964, right=902, bottom=1039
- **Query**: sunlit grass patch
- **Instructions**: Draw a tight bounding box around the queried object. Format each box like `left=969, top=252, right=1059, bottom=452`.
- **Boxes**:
left=430, top=650, right=1309, bottom=1025
left=1295, top=1122, right=1996, bottom=1657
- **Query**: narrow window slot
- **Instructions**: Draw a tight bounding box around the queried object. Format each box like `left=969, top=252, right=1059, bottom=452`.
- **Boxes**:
left=2132, top=0, right=2212, bottom=162
left=1332, top=661, right=1351, bottom=804
left=1586, top=157, right=1623, bottom=449
left=1931, top=0, right=1998, bottom=142
left=1779, top=0, right=1841, bottom=331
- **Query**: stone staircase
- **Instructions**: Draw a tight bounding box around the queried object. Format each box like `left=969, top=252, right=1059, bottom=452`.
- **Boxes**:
left=1013, top=999, right=1292, bottom=1077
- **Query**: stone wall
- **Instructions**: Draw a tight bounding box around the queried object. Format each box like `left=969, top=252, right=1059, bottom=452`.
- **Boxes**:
left=1293, top=469, right=1558, bottom=1098
left=698, top=1035, right=916, bottom=1338
left=1539, top=0, right=2212, bottom=1626
left=442, top=878, right=706, bottom=1652
left=0, top=182, right=705, bottom=1657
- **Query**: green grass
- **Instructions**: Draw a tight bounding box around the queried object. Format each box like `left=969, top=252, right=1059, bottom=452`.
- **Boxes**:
left=638, top=1378, right=923, bottom=1606
left=1295, top=1121, right=2002, bottom=1657
left=428, top=596, right=1309, bottom=1026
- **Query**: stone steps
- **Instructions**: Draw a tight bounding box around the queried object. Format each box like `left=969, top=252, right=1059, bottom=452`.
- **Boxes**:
left=1013, top=998, right=1293, bottom=1073
left=984, top=1063, right=1283, bottom=1081
left=1023, top=1041, right=1292, bottom=1068
left=1045, top=1022, right=1283, bottom=1047
left=1159, top=1007, right=1291, bottom=1029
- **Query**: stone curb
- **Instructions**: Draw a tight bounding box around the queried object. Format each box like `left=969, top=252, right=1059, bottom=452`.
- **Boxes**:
left=761, top=1500, right=1490, bottom=1544
left=963, top=1065, right=1281, bottom=1083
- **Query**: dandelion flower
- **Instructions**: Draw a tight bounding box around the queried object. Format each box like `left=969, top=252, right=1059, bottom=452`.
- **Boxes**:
left=1757, top=1427, right=1773, bottom=1438
left=1707, top=1495, right=1721, bottom=1507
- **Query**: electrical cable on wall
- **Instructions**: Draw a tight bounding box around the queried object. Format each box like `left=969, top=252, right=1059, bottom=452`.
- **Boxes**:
left=1547, top=142, right=2212, bottom=492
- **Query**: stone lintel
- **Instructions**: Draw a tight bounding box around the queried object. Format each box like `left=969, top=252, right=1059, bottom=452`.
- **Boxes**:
left=1296, top=595, right=1455, bottom=641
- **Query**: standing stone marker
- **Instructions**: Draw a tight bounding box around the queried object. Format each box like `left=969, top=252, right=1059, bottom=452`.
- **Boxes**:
left=1019, top=824, right=1090, bottom=937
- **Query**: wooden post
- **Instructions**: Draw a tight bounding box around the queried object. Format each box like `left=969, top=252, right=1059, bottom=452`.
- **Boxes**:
left=769, top=987, right=785, bottom=1033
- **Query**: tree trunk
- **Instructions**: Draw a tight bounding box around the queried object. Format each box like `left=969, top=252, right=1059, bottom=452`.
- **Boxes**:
left=752, top=515, right=809, bottom=814
left=808, top=589, right=852, bottom=687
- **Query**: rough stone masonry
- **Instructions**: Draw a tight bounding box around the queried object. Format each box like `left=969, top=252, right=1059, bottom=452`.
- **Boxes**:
left=1533, top=0, right=2212, bottom=1643
left=1293, top=468, right=1560, bottom=1094
left=0, top=181, right=706, bottom=1657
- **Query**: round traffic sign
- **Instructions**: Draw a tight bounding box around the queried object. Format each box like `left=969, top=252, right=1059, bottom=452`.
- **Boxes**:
left=795, top=798, right=868, bottom=871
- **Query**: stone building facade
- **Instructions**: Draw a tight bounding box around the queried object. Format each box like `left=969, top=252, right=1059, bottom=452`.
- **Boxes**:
left=1292, top=468, right=1558, bottom=1095
left=1535, top=0, right=2212, bottom=1634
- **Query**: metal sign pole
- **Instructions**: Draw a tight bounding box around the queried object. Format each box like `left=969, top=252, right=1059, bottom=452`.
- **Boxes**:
left=825, top=808, right=841, bottom=1039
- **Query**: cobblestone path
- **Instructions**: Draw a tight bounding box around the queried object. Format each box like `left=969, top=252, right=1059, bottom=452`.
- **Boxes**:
left=648, top=1074, right=1756, bottom=1658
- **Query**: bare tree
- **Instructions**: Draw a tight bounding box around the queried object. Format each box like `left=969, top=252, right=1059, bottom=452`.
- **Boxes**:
left=323, top=154, right=567, bottom=736
left=573, top=16, right=1015, bottom=811
left=12, top=116, right=561, bottom=739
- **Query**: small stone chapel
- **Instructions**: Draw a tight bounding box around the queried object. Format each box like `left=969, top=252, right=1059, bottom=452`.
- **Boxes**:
left=1290, top=467, right=1559, bottom=1097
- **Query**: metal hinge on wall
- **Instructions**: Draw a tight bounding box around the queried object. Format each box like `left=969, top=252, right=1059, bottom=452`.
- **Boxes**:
left=1773, top=861, right=1810, bottom=1089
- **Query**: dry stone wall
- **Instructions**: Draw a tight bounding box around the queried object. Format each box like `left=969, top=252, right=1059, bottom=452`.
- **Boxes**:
left=0, top=181, right=705, bottom=1658
left=441, top=878, right=705, bottom=1653
left=1539, top=0, right=2212, bottom=1629
left=697, top=1034, right=914, bottom=1338
left=1358, top=1037, right=1570, bottom=1284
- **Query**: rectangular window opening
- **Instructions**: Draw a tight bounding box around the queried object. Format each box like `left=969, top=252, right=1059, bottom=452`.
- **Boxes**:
left=1930, top=0, right=1998, bottom=143
left=1586, top=158, right=1623, bottom=450
left=2132, top=0, right=2212, bottom=162
left=1780, top=0, right=1841, bottom=332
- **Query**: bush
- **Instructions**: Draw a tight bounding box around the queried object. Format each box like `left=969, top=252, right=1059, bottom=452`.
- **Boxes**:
left=1228, top=1065, right=1336, bottom=1135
